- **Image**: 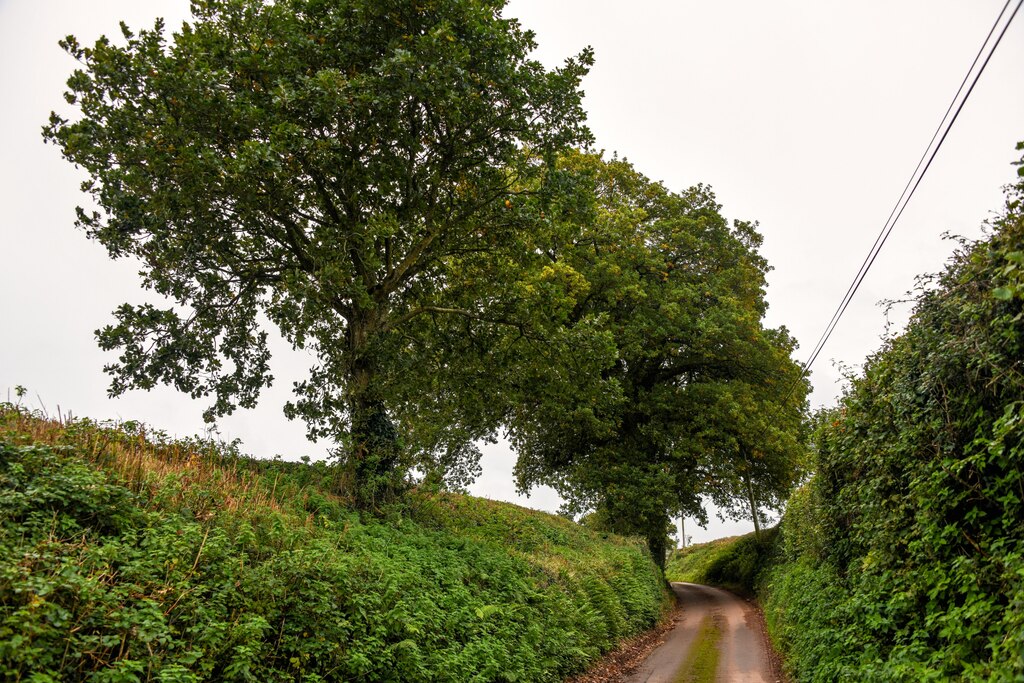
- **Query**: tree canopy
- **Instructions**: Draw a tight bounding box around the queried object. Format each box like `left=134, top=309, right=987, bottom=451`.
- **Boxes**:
left=506, top=152, right=808, bottom=563
left=45, top=0, right=593, bottom=505
left=45, top=0, right=807, bottom=549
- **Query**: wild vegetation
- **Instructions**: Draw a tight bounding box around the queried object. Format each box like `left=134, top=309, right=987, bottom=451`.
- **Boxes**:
left=27, top=0, right=1024, bottom=678
left=42, top=0, right=806, bottom=561
left=14, top=1, right=807, bottom=678
left=14, top=0, right=1024, bottom=678
left=683, top=148, right=1024, bottom=681
left=664, top=532, right=777, bottom=598
left=0, top=406, right=668, bottom=682
left=664, top=537, right=740, bottom=585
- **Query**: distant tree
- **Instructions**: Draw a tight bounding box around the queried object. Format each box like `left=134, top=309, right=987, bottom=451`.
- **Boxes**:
left=44, top=0, right=593, bottom=506
left=685, top=340, right=809, bottom=538
left=508, top=152, right=808, bottom=566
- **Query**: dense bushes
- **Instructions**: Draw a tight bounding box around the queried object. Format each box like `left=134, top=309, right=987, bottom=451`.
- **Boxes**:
left=697, top=531, right=778, bottom=597
left=664, top=530, right=778, bottom=597
left=760, top=153, right=1024, bottom=681
left=0, top=410, right=668, bottom=682
left=664, top=537, right=737, bottom=585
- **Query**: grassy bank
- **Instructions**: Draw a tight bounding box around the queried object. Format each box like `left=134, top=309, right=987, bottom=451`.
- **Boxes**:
left=665, top=531, right=778, bottom=598
left=664, top=537, right=739, bottom=584
left=0, top=406, right=669, bottom=682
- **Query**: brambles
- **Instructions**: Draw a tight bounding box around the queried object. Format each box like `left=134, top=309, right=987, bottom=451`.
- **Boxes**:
left=0, top=407, right=667, bottom=682
left=756, top=145, right=1024, bottom=681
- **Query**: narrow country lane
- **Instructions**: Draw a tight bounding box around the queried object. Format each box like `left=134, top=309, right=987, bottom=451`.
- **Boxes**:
left=625, top=583, right=783, bottom=683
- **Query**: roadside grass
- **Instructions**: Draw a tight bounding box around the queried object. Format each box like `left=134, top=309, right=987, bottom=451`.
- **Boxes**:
left=0, top=404, right=670, bottom=682
left=664, top=537, right=739, bottom=583
left=665, top=530, right=778, bottom=596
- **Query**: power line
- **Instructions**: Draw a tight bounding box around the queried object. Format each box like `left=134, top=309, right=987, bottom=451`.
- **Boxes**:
left=800, top=0, right=1022, bottom=374
left=694, top=2, right=1022, bottom=532
left=801, top=0, right=1016, bottom=372
left=753, top=0, right=1021, bottom=424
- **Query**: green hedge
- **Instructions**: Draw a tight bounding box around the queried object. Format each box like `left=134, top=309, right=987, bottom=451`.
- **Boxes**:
left=758, top=151, right=1024, bottom=681
left=0, top=430, right=667, bottom=682
left=665, top=531, right=778, bottom=597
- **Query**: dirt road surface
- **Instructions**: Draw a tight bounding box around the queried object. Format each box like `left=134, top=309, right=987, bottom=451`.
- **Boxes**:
left=624, top=583, right=783, bottom=683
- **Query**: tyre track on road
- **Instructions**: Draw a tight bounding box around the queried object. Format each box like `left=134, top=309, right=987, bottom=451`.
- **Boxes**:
left=625, top=583, right=783, bottom=683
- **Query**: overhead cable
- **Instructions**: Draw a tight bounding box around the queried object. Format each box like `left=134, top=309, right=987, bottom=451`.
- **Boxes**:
left=801, top=0, right=1022, bottom=373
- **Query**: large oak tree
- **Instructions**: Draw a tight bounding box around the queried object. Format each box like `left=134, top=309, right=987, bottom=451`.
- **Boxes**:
left=45, top=0, right=592, bottom=505
left=508, top=153, right=808, bottom=565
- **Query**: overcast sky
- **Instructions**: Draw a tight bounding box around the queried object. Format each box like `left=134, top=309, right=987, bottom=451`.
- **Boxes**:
left=2, top=1, right=1022, bottom=544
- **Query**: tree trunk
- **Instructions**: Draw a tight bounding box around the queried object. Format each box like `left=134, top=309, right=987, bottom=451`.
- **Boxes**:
left=347, top=314, right=400, bottom=509
left=647, top=532, right=667, bottom=572
left=744, top=471, right=761, bottom=539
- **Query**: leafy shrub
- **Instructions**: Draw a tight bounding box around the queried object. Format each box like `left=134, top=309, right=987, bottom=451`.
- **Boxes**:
left=664, top=536, right=739, bottom=584
left=760, top=560, right=853, bottom=682
left=700, top=530, right=779, bottom=596
left=758, top=147, right=1024, bottom=681
left=0, top=413, right=668, bottom=682
left=665, top=530, right=778, bottom=597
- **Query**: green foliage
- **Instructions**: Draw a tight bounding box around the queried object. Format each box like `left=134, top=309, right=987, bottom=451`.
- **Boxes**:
left=43, top=0, right=593, bottom=505
left=0, top=410, right=667, bottom=682
left=757, top=147, right=1024, bottom=681
left=760, top=560, right=852, bottom=682
left=665, top=530, right=779, bottom=597
left=508, top=151, right=808, bottom=566
left=664, top=537, right=740, bottom=584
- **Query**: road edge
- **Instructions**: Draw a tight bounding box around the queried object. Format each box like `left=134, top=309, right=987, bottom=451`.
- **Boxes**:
left=566, top=592, right=682, bottom=683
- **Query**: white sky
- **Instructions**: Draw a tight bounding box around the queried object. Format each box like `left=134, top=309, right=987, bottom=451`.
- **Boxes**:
left=2, top=1, right=1022, bottom=544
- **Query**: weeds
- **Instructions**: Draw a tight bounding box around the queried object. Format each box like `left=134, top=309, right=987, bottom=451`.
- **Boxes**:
left=0, top=405, right=668, bottom=682
left=672, top=614, right=722, bottom=683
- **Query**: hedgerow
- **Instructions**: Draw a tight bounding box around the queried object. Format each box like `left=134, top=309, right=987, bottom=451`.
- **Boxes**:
left=0, top=409, right=668, bottom=682
left=759, top=148, right=1024, bottom=681
left=664, top=531, right=779, bottom=598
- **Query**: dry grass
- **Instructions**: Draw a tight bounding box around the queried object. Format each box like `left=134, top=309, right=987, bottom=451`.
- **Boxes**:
left=0, top=403, right=346, bottom=520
